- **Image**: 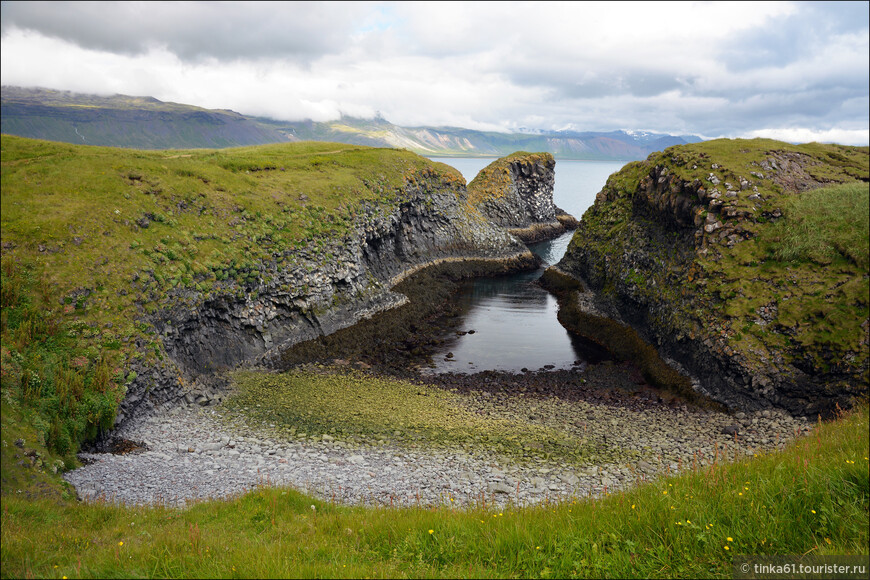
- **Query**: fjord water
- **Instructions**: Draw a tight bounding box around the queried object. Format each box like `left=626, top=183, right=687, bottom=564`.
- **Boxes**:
left=425, top=157, right=626, bottom=373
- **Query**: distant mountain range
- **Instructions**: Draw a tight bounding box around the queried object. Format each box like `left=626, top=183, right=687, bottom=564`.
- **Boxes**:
left=1, top=86, right=702, bottom=159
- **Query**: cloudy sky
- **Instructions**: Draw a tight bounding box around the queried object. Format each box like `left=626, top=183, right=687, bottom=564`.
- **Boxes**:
left=2, top=1, right=868, bottom=144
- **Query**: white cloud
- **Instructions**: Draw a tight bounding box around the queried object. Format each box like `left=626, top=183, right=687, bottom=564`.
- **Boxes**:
left=1, top=1, right=867, bottom=143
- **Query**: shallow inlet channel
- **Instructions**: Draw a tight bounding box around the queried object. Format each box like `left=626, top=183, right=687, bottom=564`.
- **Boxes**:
left=425, top=157, right=625, bottom=374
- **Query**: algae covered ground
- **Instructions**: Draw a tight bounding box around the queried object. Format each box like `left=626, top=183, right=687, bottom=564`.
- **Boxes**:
left=225, top=367, right=622, bottom=467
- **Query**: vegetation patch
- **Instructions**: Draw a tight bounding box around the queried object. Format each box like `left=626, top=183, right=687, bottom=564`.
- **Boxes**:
left=560, top=138, right=869, bottom=411
left=1, top=258, right=122, bottom=460
left=224, top=368, right=616, bottom=466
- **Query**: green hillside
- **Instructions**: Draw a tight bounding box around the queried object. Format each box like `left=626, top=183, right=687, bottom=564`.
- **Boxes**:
left=0, top=134, right=466, bottom=456
left=556, top=138, right=869, bottom=415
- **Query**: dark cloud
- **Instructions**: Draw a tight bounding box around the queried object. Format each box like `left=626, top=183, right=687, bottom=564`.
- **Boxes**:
left=0, top=1, right=365, bottom=61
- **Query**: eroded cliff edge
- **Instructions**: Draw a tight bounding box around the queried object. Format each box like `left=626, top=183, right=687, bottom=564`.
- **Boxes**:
left=1, top=137, right=568, bottom=441
left=552, top=138, right=869, bottom=417
left=468, top=152, right=578, bottom=243
left=120, top=152, right=560, bottom=426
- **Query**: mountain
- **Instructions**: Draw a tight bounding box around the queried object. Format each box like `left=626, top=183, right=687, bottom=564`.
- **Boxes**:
left=0, top=86, right=288, bottom=149
left=1, top=86, right=702, bottom=159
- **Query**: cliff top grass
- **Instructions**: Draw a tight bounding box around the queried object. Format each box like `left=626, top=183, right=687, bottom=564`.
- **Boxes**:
left=1, top=135, right=466, bottom=338
left=466, top=151, right=554, bottom=206
left=573, top=138, right=869, bottom=381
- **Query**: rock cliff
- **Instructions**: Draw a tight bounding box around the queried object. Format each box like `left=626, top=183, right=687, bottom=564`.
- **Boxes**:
left=553, top=139, right=869, bottom=417
left=117, top=157, right=551, bottom=427
left=467, top=152, right=577, bottom=243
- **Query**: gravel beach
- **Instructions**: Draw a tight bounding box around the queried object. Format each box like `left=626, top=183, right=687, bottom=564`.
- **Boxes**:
left=65, top=366, right=813, bottom=509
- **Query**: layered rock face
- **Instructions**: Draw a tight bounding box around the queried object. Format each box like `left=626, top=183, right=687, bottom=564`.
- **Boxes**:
left=468, top=153, right=577, bottom=242
left=117, top=156, right=552, bottom=427
left=554, top=139, right=869, bottom=417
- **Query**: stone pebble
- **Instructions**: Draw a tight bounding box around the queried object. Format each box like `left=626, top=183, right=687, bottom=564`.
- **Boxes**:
left=65, top=397, right=812, bottom=510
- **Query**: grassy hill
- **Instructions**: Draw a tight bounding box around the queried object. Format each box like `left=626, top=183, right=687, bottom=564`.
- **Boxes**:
left=1, top=134, right=867, bottom=578
left=1, top=134, right=468, bottom=457
left=556, top=138, right=869, bottom=416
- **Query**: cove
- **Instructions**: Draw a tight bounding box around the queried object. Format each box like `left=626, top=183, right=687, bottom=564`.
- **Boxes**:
left=424, top=157, right=625, bottom=374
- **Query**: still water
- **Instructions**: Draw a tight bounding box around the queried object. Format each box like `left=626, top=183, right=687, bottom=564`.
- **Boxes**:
left=424, top=157, right=625, bottom=374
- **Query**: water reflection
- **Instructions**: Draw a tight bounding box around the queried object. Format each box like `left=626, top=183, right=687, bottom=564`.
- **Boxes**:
left=427, top=232, right=599, bottom=374
left=423, top=157, right=625, bottom=374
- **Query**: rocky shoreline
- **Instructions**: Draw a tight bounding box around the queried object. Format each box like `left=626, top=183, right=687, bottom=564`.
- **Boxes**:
left=66, top=366, right=813, bottom=509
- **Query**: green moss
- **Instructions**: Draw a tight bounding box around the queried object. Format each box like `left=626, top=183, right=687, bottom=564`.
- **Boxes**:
left=225, top=368, right=621, bottom=465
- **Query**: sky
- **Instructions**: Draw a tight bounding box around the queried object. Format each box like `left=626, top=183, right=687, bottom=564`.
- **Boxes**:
left=1, top=1, right=868, bottom=145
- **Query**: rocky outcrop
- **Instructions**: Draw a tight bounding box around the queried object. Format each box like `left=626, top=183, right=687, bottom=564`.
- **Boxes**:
left=468, top=152, right=576, bottom=243
left=115, top=158, right=544, bottom=428
left=554, top=139, right=869, bottom=417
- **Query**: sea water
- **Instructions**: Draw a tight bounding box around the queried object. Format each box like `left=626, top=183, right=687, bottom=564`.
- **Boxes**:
left=424, top=157, right=625, bottom=373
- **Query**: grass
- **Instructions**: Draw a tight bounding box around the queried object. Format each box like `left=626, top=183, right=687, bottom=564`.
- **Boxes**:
left=1, top=136, right=465, bottom=332
left=1, top=405, right=866, bottom=579
left=1, top=258, right=121, bottom=459
left=768, top=182, right=869, bottom=269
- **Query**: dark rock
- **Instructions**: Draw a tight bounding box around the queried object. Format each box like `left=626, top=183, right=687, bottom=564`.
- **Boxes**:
left=469, top=153, right=577, bottom=243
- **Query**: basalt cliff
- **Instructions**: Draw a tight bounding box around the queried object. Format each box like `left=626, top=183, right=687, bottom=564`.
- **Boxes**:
left=0, top=136, right=562, bottom=440
left=468, top=152, right=579, bottom=243
left=552, top=138, right=869, bottom=417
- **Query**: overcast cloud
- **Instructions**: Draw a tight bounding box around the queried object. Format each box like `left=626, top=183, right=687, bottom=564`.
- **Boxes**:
left=1, top=1, right=868, bottom=144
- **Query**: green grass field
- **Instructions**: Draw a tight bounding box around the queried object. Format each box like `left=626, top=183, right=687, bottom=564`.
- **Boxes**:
left=2, top=405, right=866, bottom=579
